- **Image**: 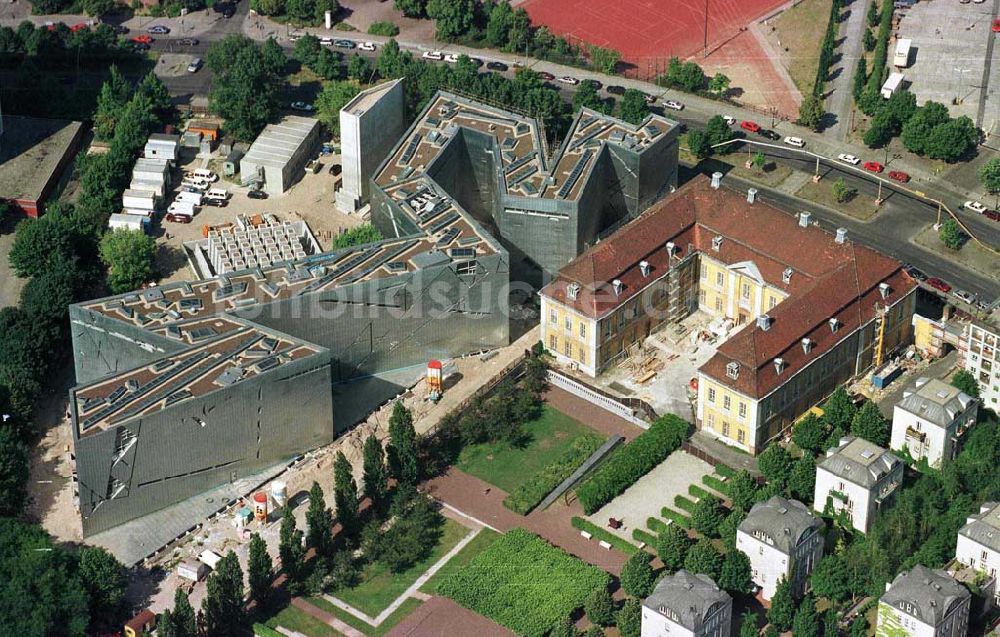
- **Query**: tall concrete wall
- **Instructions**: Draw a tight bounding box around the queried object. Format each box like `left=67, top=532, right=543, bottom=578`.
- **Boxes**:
left=337, top=79, right=405, bottom=212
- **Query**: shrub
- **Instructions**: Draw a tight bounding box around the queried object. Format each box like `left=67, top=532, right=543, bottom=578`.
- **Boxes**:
left=647, top=516, right=670, bottom=535
left=674, top=495, right=697, bottom=513
left=367, top=20, right=399, bottom=36
left=689, top=484, right=712, bottom=500
left=632, top=528, right=658, bottom=546
left=504, top=434, right=603, bottom=514
left=439, top=529, right=612, bottom=636
left=576, top=415, right=689, bottom=514
left=703, top=475, right=729, bottom=495
left=571, top=517, right=639, bottom=554
left=661, top=508, right=691, bottom=528
left=620, top=551, right=656, bottom=597
left=715, top=464, right=737, bottom=478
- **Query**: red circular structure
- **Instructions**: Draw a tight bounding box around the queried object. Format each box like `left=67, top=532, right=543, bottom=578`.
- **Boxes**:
left=428, top=359, right=442, bottom=370
left=253, top=492, right=267, bottom=503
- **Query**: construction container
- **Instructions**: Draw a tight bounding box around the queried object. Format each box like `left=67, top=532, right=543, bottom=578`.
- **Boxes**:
left=122, top=189, right=157, bottom=212
left=108, top=213, right=150, bottom=233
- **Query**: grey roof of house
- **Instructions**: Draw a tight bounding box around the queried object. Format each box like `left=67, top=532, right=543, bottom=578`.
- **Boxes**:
left=959, top=502, right=1000, bottom=553
left=643, top=570, right=730, bottom=631
left=738, top=496, right=822, bottom=555
left=881, top=565, right=969, bottom=626
left=242, top=116, right=319, bottom=169
left=818, top=436, right=902, bottom=488
left=895, top=377, right=975, bottom=428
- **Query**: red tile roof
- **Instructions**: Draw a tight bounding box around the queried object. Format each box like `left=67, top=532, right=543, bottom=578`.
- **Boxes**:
left=540, top=176, right=917, bottom=398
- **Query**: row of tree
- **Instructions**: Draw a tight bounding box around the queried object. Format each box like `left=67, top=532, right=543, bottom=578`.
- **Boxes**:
left=250, top=0, right=339, bottom=27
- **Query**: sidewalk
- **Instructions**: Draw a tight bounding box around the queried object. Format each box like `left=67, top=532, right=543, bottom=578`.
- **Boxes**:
left=826, top=0, right=873, bottom=141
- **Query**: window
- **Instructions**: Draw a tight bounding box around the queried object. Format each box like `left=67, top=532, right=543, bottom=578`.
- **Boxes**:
left=738, top=402, right=747, bottom=419
left=699, top=290, right=706, bottom=304
left=701, top=264, right=707, bottom=279
left=708, top=388, right=716, bottom=403
left=722, top=422, right=730, bottom=436
left=707, top=414, right=715, bottom=427
left=716, top=272, right=724, bottom=287
left=549, top=309, right=557, bottom=324
left=619, top=312, right=626, bottom=327
left=741, top=283, right=750, bottom=299
left=723, top=395, right=731, bottom=411
left=565, top=316, right=572, bottom=332
left=578, top=348, right=586, bottom=365
left=579, top=323, right=586, bottom=338
left=549, top=335, right=557, bottom=349
left=769, top=296, right=777, bottom=310
left=983, top=551, right=989, bottom=561
left=715, top=297, right=723, bottom=311
left=738, top=429, right=745, bottom=443
left=563, top=342, right=571, bottom=358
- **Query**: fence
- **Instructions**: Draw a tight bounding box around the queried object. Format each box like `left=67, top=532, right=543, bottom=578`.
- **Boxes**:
left=547, top=369, right=655, bottom=428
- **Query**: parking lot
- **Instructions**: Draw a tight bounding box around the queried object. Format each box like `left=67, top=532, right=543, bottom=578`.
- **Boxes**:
left=898, top=0, right=1000, bottom=129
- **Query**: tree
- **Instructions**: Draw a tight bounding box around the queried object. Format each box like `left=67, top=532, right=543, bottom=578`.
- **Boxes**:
left=619, top=89, right=649, bottom=125
left=687, top=129, right=711, bottom=159
left=664, top=56, right=706, bottom=92
left=791, top=593, right=821, bottom=637
left=394, top=0, right=426, bottom=18
left=100, top=229, right=156, bottom=294
left=691, top=495, right=725, bottom=537
left=333, top=451, right=360, bottom=540
left=729, top=471, right=758, bottom=512
left=951, top=369, right=980, bottom=398
left=823, top=387, right=857, bottom=432
left=314, top=79, right=360, bottom=135
left=789, top=456, right=816, bottom=503
left=901, top=101, right=950, bottom=155
left=573, top=79, right=609, bottom=114
left=939, top=218, right=964, bottom=250
left=656, top=522, right=692, bottom=570
left=798, top=94, right=825, bottom=131
left=247, top=532, right=273, bottom=610
left=925, top=116, right=977, bottom=162
left=93, top=66, right=131, bottom=141
left=137, top=73, right=174, bottom=126
left=683, top=538, right=723, bottom=580
left=0, top=427, right=29, bottom=517
left=750, top=151, right=766, bottom=171
left=867, top=0, right=879, bottom=26
left=347, top=54, right=373, bottom=82
left=718, top=549, right=752, bottom=594
left=703, top=115, right=734, bottom=152
left=832, top=177, right=856, bottom=204
left=980, top=157, right=1000, bottom=207
left=279, top=505, right=306, bottom=589
left=584, top=587, right=615, bottom=627
left=851, top=401, right=890, bottom=447
left=285, top=0, right=316, bottom=22
left=387, top=401, right=419, bottom=485
left=620, top=551, right=656, bottom=597
left=78, top=547, right=127, bottom=624
left=719, top=507, right=746, bottom=550
left=810, top=553, right=851, bottom=602
left=617, top=598, right=641, bottom=637
left=362, top=434, right=389, bottom=511
left=207, top=35, right=283, bottom=141
left=850, top=614, right=870, bottom=637
left=305, top=481, right=334, bottom=556
left=582, top=628, right=605, bottom=637
left=709, top=72, right=731, bottom=95
left=768, top=577, right=795, bottom=631
left=8, top=213, right=87, bottom=279
left=862, top=28, right=876, bottom=52
left=739, top=612, right=760, bottom=637
left=793, top=413, right=826, bottom=455
left=549, top=617, right=579, bottom=637
left=332, top=224, right=383, bottom=248
left=201, top=550, right=245, bottom=636
left=159, top=589, right=197, bottom=637
left=863, top=111, right=895, bottom=148
left=757, top=444, right=793, bottom=488
left=852, top=58, right=867, bottom=99
left=588, top=46, right=620, bottom=74
left=426, top=0, right=475, bottom=40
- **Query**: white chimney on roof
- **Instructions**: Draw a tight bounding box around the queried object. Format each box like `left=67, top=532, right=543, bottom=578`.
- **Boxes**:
left=801, top=337, right=813, bottom=353
left=799, top=212, right=811, bottom=228
left=640, top=260, right=651, bottom=277
left=747, top=188, right=758, bottom=204
left=782, top=267, right=793, bottom=284
left=835, top=228, right=848, bottom=244
left=757, top=314, right=772, bottom=331
left=612, top=279, right=623, bottom=296
left=665, top=241, right=676, bottom=255
left=712, top=236, right=723, bottom=251
left=829, top=317, right=840, bottom=333
left=711, top=172, right=723, bottom=189
left=879, top=282, right=891, bottom=299
left=566, top=283, right=581, bottom=300
left=774, top=357, right=785, bottom=374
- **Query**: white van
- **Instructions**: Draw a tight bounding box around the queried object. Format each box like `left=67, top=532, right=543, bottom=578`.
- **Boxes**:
left=175, top=191, right=203, bottom=206
left=205, top=188, right=229, bottom=201
left=191, top=168, right=218, bottom=183
left=181, top=178, right=209, bottom=192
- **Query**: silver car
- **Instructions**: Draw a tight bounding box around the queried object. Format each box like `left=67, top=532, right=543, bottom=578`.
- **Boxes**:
left=953, top=289, right=977, bottom=305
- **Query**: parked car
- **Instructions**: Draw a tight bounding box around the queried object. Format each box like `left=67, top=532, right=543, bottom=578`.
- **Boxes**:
left=288, top=33, right=302, bottom=41
left=904, top=265, right=927, bottom=282
left=837, top=153, right=861, bottom=165
left=131, top=34, right=153, bottom=44
left=422, top=50, right=444, bottom=61
left=178, top=38, right=199, bottom=46
left=248, top=189, right=268, bottom=200
left=863, top=161, right=884, bottom=173
left=965, top=200, right=988, bottom=214
left=468, top=57, right=483, bottom=67
left=486, top=61, right=508, bottom=72
left=334, top=39, right=356, bottom=49
left=722, top=115, right=737, bottom=126
left=926, top=277, right=952, bottom=293
left=993, top=18, right=1000, bottom=32
left=643, top=93, right=656, bottom=104
left=783, top=136, right=805, bottom=147
left=329, top=164, right=342, bottom=176
left=202, top=198, right=227, bottom=207
left=740, top=120, right=760, bottom=133
left=131, top=41, right=150, bottom=51
left=664, top=100, right=684, bottom=111
left=557, top=76, right=579, bottom=85
left=290, top=101, right=314, bottom=112
left=443, top=53, right=460, bottom=63
left=165, top=212, right=193, bottom=223
left=538, top=71, right=555, bottom=81
left=70, top=23, right=88, bottom=32
left=954, top=289, right=977, bottom=304
left=888, top=170, right=910, bottom=182
left=606, top=85, right=626, bottom=95
left=320, top=36, right=334, bottom=45
left=759, top=129, right=780, bottom=140
left=109, top=24, right=129, bottom=34
left=187, top=57, right=202, bottom=73
left=358, top=41, right=377, bottom=51
left=587, top=79, right=603, bottom=89
left=147, top=25, right=170, bottom=34
left=983, top=209, right=1000, bottom=221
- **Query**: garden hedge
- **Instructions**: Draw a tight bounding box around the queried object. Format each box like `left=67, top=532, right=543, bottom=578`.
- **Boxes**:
left=504, top=434, right=603, bottom=515
left=632, top=528, right=658, bottom=546
left=438, top=528, right=612, bottom=636
left=576, top=414, right=689, bottom=514
left=715, top=463, right=737, bottom=478
left=571, top=517, right=639, bottom=554
left=647, top=516, right=670, bottom=535
left=674, top=494, right=696, bottom=513
left=661, top=507, right=691, bottom=529
left=703, top=475, right=730, bottom=495
left=689, top=484, right=712, bottom=500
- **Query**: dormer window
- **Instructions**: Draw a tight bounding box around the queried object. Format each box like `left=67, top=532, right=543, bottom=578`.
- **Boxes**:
left=567, top=283, right=580, bottom=300
left=829, top=318, right=840, bottom=333
left=726, top=361, right=740, bottom=379
left=712, top=236, right=723, bottom=251
left=879, top=282, right=891, bottom=299
left=640, top=261, right=651, bottom=277
left=782, top=267, right=793, bottom=284
left=774, top=357, right=785, bottom=374
left=801, top=338, right=813, bottom=354
left=612, top=279, right=623, bottom=296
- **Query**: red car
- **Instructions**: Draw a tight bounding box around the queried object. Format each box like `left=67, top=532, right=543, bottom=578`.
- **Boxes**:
left=863, top=161, right=884, bottom=173
left=70, top=22, right=89, bottom=32
left=538, top=71, right=555, bottom=81
left=993, top=18, right=1000, bottom=32
left=926, top=277, right=952, bottom=293
left=131, top=34, right=153, bottom=44
left=888, top=170, right=910, bottom=182
left=983, top=209, right=1000, bottom=222
left=740, top=120, right=760, bottom=133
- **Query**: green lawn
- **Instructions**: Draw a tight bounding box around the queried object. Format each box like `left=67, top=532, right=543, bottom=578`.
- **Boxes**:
left=456, top=406, right=595, bottom=492
left=334, top=518, right=469, bottom=617
left=265, top=604, right=341, bottom=637
left=306, top=596, right=424, bottom=636
left=419, top=528, right=501, bottom=595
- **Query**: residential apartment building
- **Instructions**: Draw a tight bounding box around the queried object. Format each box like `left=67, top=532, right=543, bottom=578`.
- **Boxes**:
left=957, top=319, right=1000, bottom=411
left=956, top=501, right=1000, bottom=601
left=877, top=565, right=970, bottom=637
left=540, top=174, right=917, bottom=455
left=891, top=377, right=978, bottom=468
left=641, top=570, right=732, bottom=637
left=736, top=496, right=824, bottom=600
left=813, top=436, right=903, bottom=533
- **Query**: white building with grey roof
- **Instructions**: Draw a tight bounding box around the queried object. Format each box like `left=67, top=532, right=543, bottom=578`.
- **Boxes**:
left=641, top=570, right=731, bottom=637
left=239, top=116, right=321, bottom=195
left=877, top=565, right=970, bottom=637
left=814, top=436, right=903, bottom=534
left=736, top=495, right=824, bottom=600
left=956, top=501, right=1000, bottom=601
left=891, top=377, right=978, bottom=469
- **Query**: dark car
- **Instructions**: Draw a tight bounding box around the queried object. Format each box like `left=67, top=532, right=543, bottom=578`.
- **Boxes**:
left=538, top=71, right=555, bottom=81
left=222, top=5, right=235, bottom=17
left=334, top=39, right=355, bottom=49
left=984, top=209, right=1000, bottom=222
left=486, top=61, right=508, bottom=72
left=606, top=85, right=625, bottom=95
left=178, top=38, right=199, bottom=46
left=586, top=79, right=603, bottom=90
left=759, top=129, right=780, bottom=140
left=247, top=189, right=268, bottom=200
left=203, top=198, right=227, bottom=207
left=131, top=41, right=151, bottom=51
left=109, top=24, right=129, bottom=34
left=904, top=265, right=927, bottom=282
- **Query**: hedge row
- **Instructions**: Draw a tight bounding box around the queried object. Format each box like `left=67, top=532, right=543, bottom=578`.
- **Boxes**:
left=576, top=414, right=689, bottom=514
left=647, top=516, right=670, bottom=535
left=674, top=495, right=697, bottom=513
left=689, top=484, right=712, bottom=500
left=813, top=0, right=844, bottom=96
left=503, top=434, right=604, bottom=515
left=855, top=0, right=895, bottom=107
left=633, top=528, right=658, bottom=546
left=439, top=528, right=612, bottom=637
left=253, top=625, right=283, bottom=637
left=703, top=475, right=730, bottom=495
left=662, top=507, right=691, bottom=529
left=715, top=464, right=737, bottom=478
left=570, top=517, right=639, bottom=554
